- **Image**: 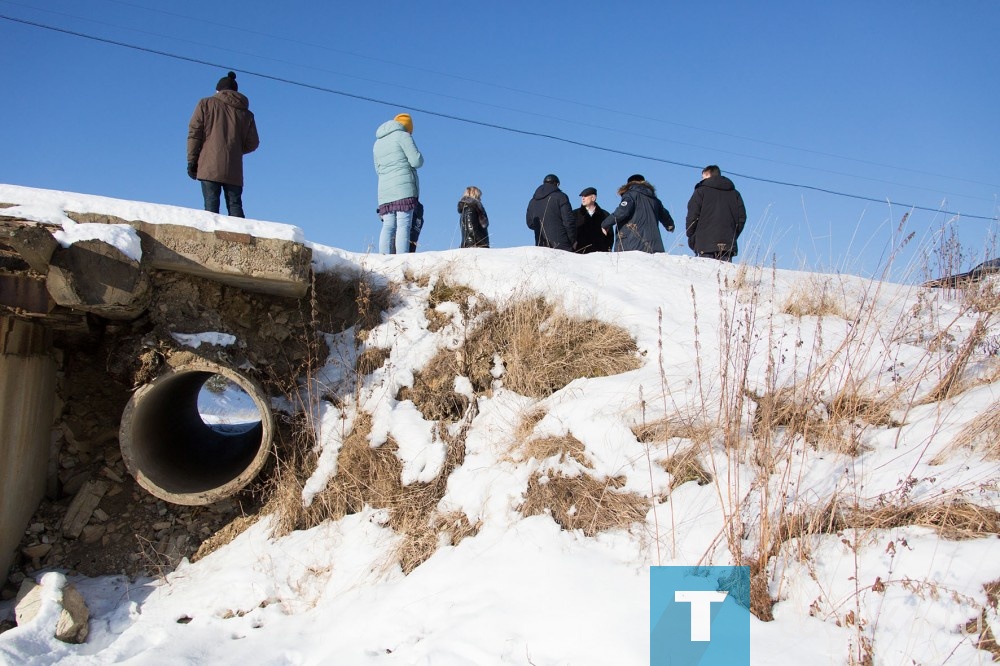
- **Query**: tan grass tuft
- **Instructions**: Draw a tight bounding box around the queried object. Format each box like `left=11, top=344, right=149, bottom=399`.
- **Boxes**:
left=518, top=434, right=594, bottom=468
left=963, top=579, right=1000, bottom=659
left=514, top=407, right=547, bottom=444
left=355, top=347, right=391, bottom=376
left=964, top=280, right=1000, bottom=314
left=428, top=278, right=479, bottom=310
left=407, top=295, right=640, bottom=423
left=744, top=387, right=895, bottom=454
left=268, top=412, right=473, bottom=576
left=472, top=297, right=641, bottom=398
left=853, top=500, right=1000, bottom=540
left=745, top=387, right=818, bottom=438
left=520, top=471, right=648, bottom=536
left=660, top=446, right=712, bottom=490
left=931, top=401, right=1000, bottom=464
left=747, top=559, right=775, bottom=622
left=191, top=515, right=260, bottom=562
left=398, top=351, right=470, bottom=422
left=921, top=317, right=989, bottom=403
left=632, top=417, right=714, bottom=445
left=776, top=499, right=1000, bottom=544
left=780, top=276, right=853, bottom=319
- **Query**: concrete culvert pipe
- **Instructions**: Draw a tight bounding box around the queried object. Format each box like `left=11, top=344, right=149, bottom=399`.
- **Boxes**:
left=120, top=361, right=274, bottom=505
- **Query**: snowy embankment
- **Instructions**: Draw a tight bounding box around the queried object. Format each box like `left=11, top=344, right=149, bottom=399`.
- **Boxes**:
left=1, top=185, right=999, bottom=664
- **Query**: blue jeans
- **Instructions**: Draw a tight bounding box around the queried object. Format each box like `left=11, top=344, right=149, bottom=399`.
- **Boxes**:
left=201, top=180, right=245, bottom=218
left=379, top=210, right=412, bottom=254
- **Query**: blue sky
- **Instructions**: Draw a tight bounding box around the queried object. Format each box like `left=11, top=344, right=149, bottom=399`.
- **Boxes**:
left=2, top=0, right=997, bottom=281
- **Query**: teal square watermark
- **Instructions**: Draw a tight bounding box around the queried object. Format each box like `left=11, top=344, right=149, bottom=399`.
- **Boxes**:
left=650, top=566, right=751, bottom=665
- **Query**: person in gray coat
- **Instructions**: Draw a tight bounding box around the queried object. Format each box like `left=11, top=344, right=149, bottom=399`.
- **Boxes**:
left=601, top=174, right=674, bottom=253
left=685, top=165, right=746, bottom=261
left=525, top=174, right=576, bottom=251
left=373, top=113, right=423, bottom=253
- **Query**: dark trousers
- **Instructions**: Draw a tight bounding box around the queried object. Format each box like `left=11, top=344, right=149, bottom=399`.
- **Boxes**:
left=201, top=180, right=245, bottom=218
left=698, top=250, right=733, bottom=262
left=408, top=201, right=424, bottom=253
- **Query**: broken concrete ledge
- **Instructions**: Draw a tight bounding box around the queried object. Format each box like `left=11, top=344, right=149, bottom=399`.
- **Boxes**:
left=2, top=211, right=313, bottom=300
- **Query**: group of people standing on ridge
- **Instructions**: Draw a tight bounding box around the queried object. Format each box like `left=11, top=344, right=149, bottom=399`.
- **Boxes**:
left=185, top=72, right=746, bottom=261
left=526, top=170, right=747, bottom=260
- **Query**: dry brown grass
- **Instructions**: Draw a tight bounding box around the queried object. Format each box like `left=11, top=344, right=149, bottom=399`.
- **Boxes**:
left=745, top=386, right=819, bottom=439
left=781, top=277, right=851, bottom=319
left=398, top=351, right=471, bottom=422
left=191, top=515, right=260, bottom=562
left=514, top=433, right=594, bottom=469
left=403, top=295, right=641, bottom=422
left=423, top=277, right=484, bottom=332
left=355, top=347, right=391, bottom=376
left=852, top=500, right=1000, bottom=540
left=478, top=297, right=641, bottom=398
left=520, top=471, right=648, bottom=536
left=743, top=386, right=897, bottom=455
left=428, top=279, right=479, bottom=311
left=775, top=498, right=1000, bottom=545
left=921, top=317, right=989, bottom=403
left=632, top=417, right=714, bottom=445
left=312, top=269, right=395, bottom=341
left=931, top=401, right=1000, bottom=464
left=964, top=280, right=1000, bottom=315
left=268, top=411, right=475, bottom=572
left=748, top=499, right=1000, bottom=622
left=964, top=579, right=1000, bottom=661
left=660, top=446, right=712, bottom=490
left=514, top=407, right=547, bottom=444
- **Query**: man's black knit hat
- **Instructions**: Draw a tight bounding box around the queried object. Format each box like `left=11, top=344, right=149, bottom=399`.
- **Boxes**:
left=216, top=71, right=238, bottom=92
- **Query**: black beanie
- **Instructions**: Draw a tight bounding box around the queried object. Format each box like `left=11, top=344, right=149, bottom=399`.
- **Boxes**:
left=216, top=71, right=238, bottom=92
left=627, top=174, right=645, bottom=183
left=543, top=174, right=560, bottom=185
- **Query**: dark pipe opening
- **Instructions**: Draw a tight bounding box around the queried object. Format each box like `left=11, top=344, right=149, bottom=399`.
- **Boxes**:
left=120, top=363, right=273, bottom=505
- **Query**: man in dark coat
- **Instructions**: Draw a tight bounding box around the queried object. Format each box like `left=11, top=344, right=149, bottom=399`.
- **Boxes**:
left=187, top=71, right=260, bottom=218
left=526, top=174, right=576, bottom=251
left=685, top=165, right=746, bottom=261
left=600, top=174, right=674, bottom=253
left=573, top=187, right=612, bottom=253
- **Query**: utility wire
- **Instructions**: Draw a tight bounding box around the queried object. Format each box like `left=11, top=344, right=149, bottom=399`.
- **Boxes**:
left=15, top=2, right=996, bottom=201
left=1, top=13, right=997, bottom=223
left=97, top=0, right=1000, bottom=190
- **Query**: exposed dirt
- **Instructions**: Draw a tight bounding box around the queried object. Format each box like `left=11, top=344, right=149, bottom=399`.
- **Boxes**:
left=2, top=267, right=387, bottom=607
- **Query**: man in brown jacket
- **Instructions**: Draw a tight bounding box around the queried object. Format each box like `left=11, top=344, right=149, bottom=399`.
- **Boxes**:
left=187, top=71, right=260, bottom=217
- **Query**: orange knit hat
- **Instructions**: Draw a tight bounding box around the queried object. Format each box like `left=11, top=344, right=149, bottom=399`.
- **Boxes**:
left=394, top=113, right=413, bottom=133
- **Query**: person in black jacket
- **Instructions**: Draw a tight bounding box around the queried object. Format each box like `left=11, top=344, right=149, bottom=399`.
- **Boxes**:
left=573, top=187, right=612, bottom=253
left=600, top=174, right=674, bottom=253
left=685, top=165, right=747, bottom=262
left=457, top=186, right=490, bottom=248
left=526, top=174, right=576, bottom=251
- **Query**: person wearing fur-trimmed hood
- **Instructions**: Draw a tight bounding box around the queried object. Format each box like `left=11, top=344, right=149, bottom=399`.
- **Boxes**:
left=600, top=174, right=674, bottom=253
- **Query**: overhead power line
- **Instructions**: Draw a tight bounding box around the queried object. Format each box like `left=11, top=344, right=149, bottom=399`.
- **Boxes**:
left=99, top=0, right=1000, bottom=190
left=1, top=13, right=997, bottom=223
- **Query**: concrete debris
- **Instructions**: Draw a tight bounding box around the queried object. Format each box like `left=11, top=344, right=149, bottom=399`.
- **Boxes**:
left=15, top=579, right=90, bottom=644
left=55, top=583, right=90, bottom=644
left=62, top=479, right=110, bottom=539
